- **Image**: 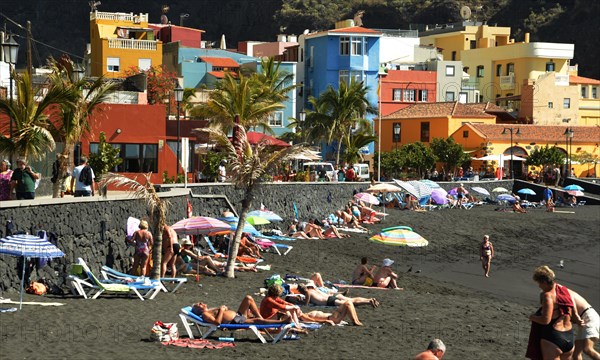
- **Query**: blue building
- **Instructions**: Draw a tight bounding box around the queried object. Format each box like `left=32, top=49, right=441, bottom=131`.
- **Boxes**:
left=300, top=25, right=382, bottom=157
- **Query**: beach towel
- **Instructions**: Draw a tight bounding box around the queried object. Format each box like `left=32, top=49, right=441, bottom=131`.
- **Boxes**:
left=162, top=338, right=235, bottom=349
left=0, top=307, right=17, bottom=313
left=334, top=284, right=391, bottom=290
left=555, top=284, right=574, bottom=315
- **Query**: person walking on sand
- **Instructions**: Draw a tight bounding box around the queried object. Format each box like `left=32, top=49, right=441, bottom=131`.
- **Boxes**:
left=567, top=288, right=600, bottom=360
left=480, top=235, right=494, bottom=277
left=413, top=339, right=446, bottom=359
left=352, top=257, right=376, bottom=286
left=373, top=258, right=402, bottom=289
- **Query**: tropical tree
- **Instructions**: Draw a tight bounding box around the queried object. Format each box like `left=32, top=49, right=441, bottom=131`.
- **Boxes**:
left=374, top=149, right=406, bottom=179
left=88, top=132, right=123, bottom=183
left=398, top=142, right=436, bottom=178
left=195, top=124, right=304, bottom=278
left=99, top=173, right=167, bottom=280
left=47, top=58, right=117, bottom=197
left=343, top=127, right=378, bottom=164
left=0, top=70, right=76, bottom=161
left=430, top=137, right=471, bottom=174
left=124, top=65, right=177, bottom=105
left=526, top=145, right=565, bottom=167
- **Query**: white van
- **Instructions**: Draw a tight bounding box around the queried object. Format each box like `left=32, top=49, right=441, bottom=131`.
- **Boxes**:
left=303, top=162, right=335, bottom=180
left=353, top=163, right=370, bottom=181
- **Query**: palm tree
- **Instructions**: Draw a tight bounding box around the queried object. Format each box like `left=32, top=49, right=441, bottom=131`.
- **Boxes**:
left=313, top=80, right=377, bottom=164
left=0, top=70, right=76, bottom=161
left=46, top=59, right=117, bottom=197
left=252, top=57, right=299, bottom=104
left=98, top=173, right=167, bottom=280
left=343, top=127, right=378, bottom=164
left=195, top=124, right=304, bottom=278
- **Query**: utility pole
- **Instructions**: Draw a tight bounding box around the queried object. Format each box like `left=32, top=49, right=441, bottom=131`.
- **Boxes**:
left=26, top=21, right=32, bottom=75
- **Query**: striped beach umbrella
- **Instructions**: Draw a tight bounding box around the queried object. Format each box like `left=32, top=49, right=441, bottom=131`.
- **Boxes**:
left=471, top=186, right=490, bottom=196
left=392, top=179, right=421, bottom=199
left=248, top=210, right=283, bottom=222
left=218, top=217, right=262, bottom=236
left=354, top=192, right=380, bottom=205
left=419, top=179, right=442, bottom=189
left=369, top=226, right=429, bottom=247
left=408, top=180, right=433, bottom=198
left=171, top=216, right=232, bottom=236
left=245, top=215, right=271, bottom=226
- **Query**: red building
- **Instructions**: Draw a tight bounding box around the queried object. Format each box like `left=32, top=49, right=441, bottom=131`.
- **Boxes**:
left=150, top=24, right=205, bottom=48
left=380, top=70, right=437, bottom=116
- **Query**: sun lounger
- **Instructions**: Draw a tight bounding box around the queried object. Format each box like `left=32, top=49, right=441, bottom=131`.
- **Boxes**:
left=100, top=265, right=187, bottom=293
left=67, top=258, right=161, bottom=301
left=252, top=236, right=293, bottom=256
left=179, top=306, right=294, bottom=344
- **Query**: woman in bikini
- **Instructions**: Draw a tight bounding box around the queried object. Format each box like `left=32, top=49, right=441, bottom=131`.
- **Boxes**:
left=128, top=220, right=153, bottom=276
left=529, top=266, right=577, bottom=360
left=479, top=235, right=494, bottom=277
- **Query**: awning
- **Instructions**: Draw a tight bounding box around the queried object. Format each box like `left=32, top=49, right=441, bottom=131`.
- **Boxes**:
left=495, top=95, right=521, bottom=102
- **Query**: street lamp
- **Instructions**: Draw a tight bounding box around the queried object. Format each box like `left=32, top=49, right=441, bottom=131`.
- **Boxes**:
left=71, top=62, right=85, bottom=82
left=174, top=81, right=183, bottom=176
left=563, top=127, right=574, bottom=179
left=502, top=127, right=521, bottom=179
left=393, top=123, right=401, bottom=151
left=298, top=110, right=306, bottom=142
left=2, top=33, right=20, bottom=161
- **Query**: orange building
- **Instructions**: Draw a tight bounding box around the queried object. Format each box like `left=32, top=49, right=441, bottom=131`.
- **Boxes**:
left=379, top=70, right=437, bottom=116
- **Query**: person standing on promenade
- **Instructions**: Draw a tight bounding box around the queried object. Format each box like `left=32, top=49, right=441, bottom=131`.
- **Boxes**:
left=0, top=160, right=13, bottom=201
left=413, top=339, right=446, bottom=359
left=480, top=235, right=495, bottom=277
left=71, top=156, right=95, bottom=197
left=567, top=288, right=600, bottom=360
left=10, top=158, right=40, bottom=200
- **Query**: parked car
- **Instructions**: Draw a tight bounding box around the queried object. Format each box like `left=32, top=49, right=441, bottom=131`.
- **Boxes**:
left=302, top=162, right=335, bottom=181
left=353, top=163, right=370, bottom=181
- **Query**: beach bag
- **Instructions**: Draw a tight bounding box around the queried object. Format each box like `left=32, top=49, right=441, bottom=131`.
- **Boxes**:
left=264, top=274, right=283, bottom=288
left=150, top=321, right=179, bottom=342
left=26, top=281, right=47, bottom=295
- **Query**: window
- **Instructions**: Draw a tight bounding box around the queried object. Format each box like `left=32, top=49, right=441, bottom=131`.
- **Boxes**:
left=451, top=51, right=456, bottom=61
left=581, top=86, right=587, bottom=98
left=350, top=71, right=362, bottom=84
left=463, top=66, right=469, bottom=74
left=506, top=63, right=514, bottom=75
left=91, top=143, right=157, bottom=173
left=403, top=89, right=415, bottom=102
left=268, top=111, right=283, bottom=127
left=107, top=57, right=120, bottom=72
left=593, top=87, right=598, bottom=99
left=470, top=40, right=477, bottom=49
left=563, top=98, right=571, bottom=109
left=339, top=37, right=350, bottom=55
left=548, top=102, right=553, bottom=109
left=393, top=89, right=402, bottom=101
left=459, top=92, right=468, bottom=103
left=351, top=37, right=363, bottom=55
left=309, top=46, right=314, bottom=68
left=463, top=131, right=469, bottom=138
left=496, top=64, right=502, bottom=76
left=138, top=58, right=151, bottom=71
left=339, top=70, right=349, bottom=85
left=418, top=90, right=428, bottom=102
left=420, top=122, right=430, bottom=143
left=445, top=65, right=455, bottom=76
left=476, top=65, right=484, bottom=78
left=445, top=91, right=455, bottom=101
left=546, top=61, right=555, bottom=72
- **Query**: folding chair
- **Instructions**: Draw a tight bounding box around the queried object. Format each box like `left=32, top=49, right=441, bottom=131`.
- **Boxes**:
left=100, top=265, right=187, bottom=293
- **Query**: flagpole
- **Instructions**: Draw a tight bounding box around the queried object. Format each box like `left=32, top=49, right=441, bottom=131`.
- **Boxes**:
left=377, top=73, right=382, bottom=182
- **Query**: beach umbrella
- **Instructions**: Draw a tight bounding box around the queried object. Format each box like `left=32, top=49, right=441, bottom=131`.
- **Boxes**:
left=248, top=210, right=283, bottom=222
left=492, top=187, right=509, bottom=193
left=471, top=187, right=490, bottom=196
left=430, top=189, right=448, bottom=205
left=369, top=226, right=428, bottom=247
left=354, top=192, right=380, bottom=205
left=245, top=215, right=270, bottom=226
left=217, top=217, right=262, bottom=236
left=419, top=179, right=441, bottom=189
left=497, top=194, right=516, bottom=203
left=365, top=183, right=402, bottom=193
left=517, top=188, right=536, bottom=200
left=563, top=184, right=584, bottom=191
left=171, top=216, right=232, bottom=236
left=392, top=179, right=421, bottom=199
left=0, top=233, right=65, bottom=310
left=408, top=180, right=433, bottom=198
left=566, top=190, right=584, bottom=197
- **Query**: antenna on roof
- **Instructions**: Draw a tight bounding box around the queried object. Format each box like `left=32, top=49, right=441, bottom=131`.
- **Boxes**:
left=161, top=5, right=170, bottom=25
left=89, top=1, right=101, bottom=11
left=460, top=6, right=472, bottom=20
left=180, top=13, right=189, bottom=27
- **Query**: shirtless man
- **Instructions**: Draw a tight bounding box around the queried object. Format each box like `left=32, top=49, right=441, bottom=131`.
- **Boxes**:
left=373, top=258, right=402, bottom=289
left=161, top=225, right=179, bottom=277
left=296, top=283, right=379, bottom=308
left=414, top=339, right=446, bottom=359
left=352, top=257, right=376, bottom=286
left=567, top=289, right=600, bottom=360
left=302, top=300, right=363, bottom=326
left=192, top=295, right=287, bottom=325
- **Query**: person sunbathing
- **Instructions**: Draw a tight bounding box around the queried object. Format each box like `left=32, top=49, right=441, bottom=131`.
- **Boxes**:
left=287, top=219, right=311, bottom=239
left=336, top=209, right=368, bottom=232
left=295, top=283, right=379, bottom=308
left=192, top=295, right=287, bottom=325
left=352, top=257, right=376, bottom=286
left=320, top=220, right=351, bottom=238
left=238, top=234, right=263, bottom=258
left=302, top=300, right=363, bottom=326
left=260, top=284, right=304, bottom=329
left=177, top=238, right=224, bottom=275
left=513, top=201, right=527, bottom=213
left=373, top=258, right=402, bottom=289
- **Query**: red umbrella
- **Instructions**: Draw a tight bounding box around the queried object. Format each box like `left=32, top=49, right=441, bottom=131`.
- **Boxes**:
left=171, top=216, right=231, bottom=236
left=245, top=132, right=290, bottom=147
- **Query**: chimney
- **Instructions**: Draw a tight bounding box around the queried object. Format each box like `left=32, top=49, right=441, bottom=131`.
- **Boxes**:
left=524, top=32, right=530, bottom=43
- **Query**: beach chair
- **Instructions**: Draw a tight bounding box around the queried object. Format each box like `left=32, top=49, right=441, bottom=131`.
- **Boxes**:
left=250, top=235, right=294, bottom=256
left=178, top=306, right=294, bottom=344
left=576, top=200, right=586, bottom=207
left=68, top=258, right=161, bottom=301
left=100, top=266, right=187, bottom=293
left=460, top=202, right=474, bottom=210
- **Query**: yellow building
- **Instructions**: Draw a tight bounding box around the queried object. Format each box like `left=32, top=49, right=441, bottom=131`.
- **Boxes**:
left=450, top=123, right=600, bottom=178
left=89, top=11, right=163, bottom=78
left=379, top=102, right=497, bottom=152
left=520, top=72, right=579, bottom=125
left=569, top=74, right=600, bottom=126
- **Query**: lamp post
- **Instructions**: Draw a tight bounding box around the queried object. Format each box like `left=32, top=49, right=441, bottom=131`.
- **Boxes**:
left=502, top=127, right=521, bottom=179
left=393, top=123, right=400, bottom=151
left=563, top=127, right=574, bottom=178
left=298, top=110, right=306, bottom=143
left=174, top=81, right=183, bottom=177
left=2, top=33, right=20, bottom=163
left=71, top=62, right=85, bottom=82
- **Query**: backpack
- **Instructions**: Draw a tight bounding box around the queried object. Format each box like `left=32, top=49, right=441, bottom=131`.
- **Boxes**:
left=79, top=165, right=93, bottom=186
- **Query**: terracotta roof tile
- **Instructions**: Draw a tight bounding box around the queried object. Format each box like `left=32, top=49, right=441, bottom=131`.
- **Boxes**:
left=383, top=102, right=496, bottom=119
left=569, top=75, right=600, bottom=85
left=467, top=124, right=600, bottom=144
left=329, top=26, right=382, bottom=34
left=199, top=57, right=239, bottom=68
left=207, top=71, right=237, bottom=79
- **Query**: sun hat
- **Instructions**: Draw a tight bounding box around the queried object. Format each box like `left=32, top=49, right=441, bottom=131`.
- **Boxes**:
left=382, top=258, right=394, bottom=267
left=181, top=236, right=192, bottom=246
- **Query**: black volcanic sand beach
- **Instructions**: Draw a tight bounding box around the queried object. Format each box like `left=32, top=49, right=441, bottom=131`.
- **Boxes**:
left=1, top=205, right=598, bottom=359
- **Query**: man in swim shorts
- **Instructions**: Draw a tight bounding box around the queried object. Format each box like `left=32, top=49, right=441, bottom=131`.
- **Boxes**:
left=352, top=257, right=375, bottom=286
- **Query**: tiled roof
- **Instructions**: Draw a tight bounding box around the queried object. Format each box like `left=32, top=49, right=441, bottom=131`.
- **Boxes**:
left=207, top=71, right=238, bottom=79
left=467, top=124, right=600, bottom=144
left=329, top=26, right=382, bottom=34
left=199, top=57, right=239, bottom=67
left=383, top=102, right=496, bottom=119
left=570, top=75, right=600, bottom=85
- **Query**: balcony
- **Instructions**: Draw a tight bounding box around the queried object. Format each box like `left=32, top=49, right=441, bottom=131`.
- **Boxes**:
left=108, top=38, right=157, bottom=51
left=91, top=11, right=148, bottom=23
left=499, top=74, right=515, bottom=90
left=462, top=77, right=480, bottom=89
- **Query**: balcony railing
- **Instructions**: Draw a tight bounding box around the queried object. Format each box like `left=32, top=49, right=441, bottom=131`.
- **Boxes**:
left=108, top=38, right=157, bottom=51
left=91, top=11, right=148, bottom=23
left=462, top=77, right=480, bottom=88
left=499, top=74, right=515, bottom=90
